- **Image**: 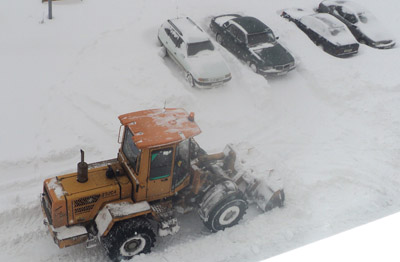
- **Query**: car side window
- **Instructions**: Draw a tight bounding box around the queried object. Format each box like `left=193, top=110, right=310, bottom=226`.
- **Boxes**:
left=227, top=25, right=245, bottom=43
left=337, top=6, right=357, bottom=24
left=236, top=29, right=246, bottom=43
left=227, top=24, right=236, bottom=36
left=167, top=28, right=183, bottom=48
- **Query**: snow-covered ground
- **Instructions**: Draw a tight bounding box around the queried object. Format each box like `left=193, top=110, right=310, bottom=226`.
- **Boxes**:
left=1, top=0, right=399, bottom=261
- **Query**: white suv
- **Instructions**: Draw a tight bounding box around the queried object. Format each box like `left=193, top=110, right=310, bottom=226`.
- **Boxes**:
left=158, top=17, right=232, bottom=88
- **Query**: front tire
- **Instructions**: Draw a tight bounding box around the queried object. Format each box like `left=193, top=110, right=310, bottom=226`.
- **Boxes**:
left=187, top=73, right=195, bottom=87
left=101, top=218, right=156, bottom=262
left=250, top=62, right=258, bottom=73
left=216, top=34, right=223, bottom=45
left=204, top=192, right=248, bottom=232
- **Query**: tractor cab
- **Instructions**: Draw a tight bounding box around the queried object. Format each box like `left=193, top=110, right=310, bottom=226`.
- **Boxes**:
left=117, top=108, right=202, bottom=202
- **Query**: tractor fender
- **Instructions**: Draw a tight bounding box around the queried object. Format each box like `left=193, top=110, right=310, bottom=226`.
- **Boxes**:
left=95, top=200, right=152, bottom=237
left=198, top=180, right=243, bottom=222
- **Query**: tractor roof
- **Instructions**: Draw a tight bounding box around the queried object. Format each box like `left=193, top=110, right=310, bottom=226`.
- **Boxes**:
left=118, top=108, right=201, bottom=149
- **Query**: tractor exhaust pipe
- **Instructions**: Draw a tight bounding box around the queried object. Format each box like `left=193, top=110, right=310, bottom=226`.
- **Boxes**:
left=77, top=149, right=88, bottom=183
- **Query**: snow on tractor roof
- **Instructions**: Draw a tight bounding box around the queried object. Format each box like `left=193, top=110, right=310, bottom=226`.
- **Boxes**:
left=118, top=108, right=201, bottom=149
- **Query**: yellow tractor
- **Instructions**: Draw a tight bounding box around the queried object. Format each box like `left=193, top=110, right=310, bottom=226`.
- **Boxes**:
left=41, top=108, right=284, bottom=261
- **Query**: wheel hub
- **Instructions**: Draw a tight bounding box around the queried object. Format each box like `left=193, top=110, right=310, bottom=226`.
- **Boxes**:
left=125, top=239, right=141, bottom=252
left=219, top=206, right=240, bottom=226
left=120, top=235, right=146, bottom=256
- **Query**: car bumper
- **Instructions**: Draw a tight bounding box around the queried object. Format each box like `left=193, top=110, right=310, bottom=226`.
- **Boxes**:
left=194, top=76, right=232, bottom=88
left=258, top=64, right=296, bottom=76
left=41, top=194, right=88, bottom=248
left=371, top=41, right=396, bottom=49
left=336, top=49, right=358, bottom=57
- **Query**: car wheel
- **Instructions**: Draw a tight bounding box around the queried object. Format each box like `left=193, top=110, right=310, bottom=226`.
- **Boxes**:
left=250, top=63, right=258, bottom=73
left=203, top=191, right=248, bottom=232
left=216, top=34, right=223, bottom=45
left=158, top=46, right=167, bottom=57
left=187, top=73, right=195, bottom=87
left=102, top=218, right=156, bottom=262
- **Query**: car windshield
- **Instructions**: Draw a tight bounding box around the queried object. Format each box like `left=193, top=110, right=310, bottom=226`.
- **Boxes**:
left=187, top=40, right=214, bottom=56
left=247, top=31, right=275, bottom=46
left=122, top=128, right=141, bottom=172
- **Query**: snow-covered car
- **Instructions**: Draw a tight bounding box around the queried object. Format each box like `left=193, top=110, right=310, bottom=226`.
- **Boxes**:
left=281, top=8, right=359, bottom=57
left=158, top=17, right=231, bottom=88
left=210, top=14, right=296, bottom=76
left=317, top=0, right=396, bottom=49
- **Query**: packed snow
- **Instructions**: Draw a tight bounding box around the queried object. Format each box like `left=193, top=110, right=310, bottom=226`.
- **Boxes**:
left=0, top=0, right=399, bottom=261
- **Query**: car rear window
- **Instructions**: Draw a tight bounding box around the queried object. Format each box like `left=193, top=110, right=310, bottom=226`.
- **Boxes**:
left=187, top=40, right=214, bottom=56
left=248, top=32, right=275, bottom=46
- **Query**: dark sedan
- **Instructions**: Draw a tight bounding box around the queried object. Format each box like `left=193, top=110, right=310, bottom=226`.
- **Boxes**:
left=281, top=8, right=359, bottom=57
left=317, top=0, right=395, bottom=49
left=210, top=14, right=296, bottom=76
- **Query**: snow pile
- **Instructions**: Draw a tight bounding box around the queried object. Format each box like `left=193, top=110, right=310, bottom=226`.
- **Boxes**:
left=0, top=0, right=400, bottom=261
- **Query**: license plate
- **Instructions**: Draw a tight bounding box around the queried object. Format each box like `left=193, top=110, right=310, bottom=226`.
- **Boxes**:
left=344, top=49, right=353, bottom=53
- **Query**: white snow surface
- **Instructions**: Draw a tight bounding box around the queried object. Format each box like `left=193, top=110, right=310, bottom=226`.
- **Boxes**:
left=1, top=0, right=400, bottom=262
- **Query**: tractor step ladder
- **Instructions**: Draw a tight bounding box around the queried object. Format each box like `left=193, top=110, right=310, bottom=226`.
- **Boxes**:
left=151, top=203, right=180, bottom=236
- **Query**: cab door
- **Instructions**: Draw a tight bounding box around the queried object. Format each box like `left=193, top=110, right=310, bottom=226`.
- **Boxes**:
left=146, top=147, right=174, bottom=200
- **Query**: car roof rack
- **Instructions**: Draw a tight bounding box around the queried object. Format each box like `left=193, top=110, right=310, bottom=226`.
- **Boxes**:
left=167, top=19, right=183, bottom=36
left=186, top=17, right=204, bottom=32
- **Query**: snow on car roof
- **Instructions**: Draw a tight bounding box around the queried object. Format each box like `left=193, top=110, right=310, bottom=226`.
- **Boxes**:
left=232, top=16, right=270, bottom=34
left=322, top=0, right=365, bottom=13
left=301, top=13, right=356, bottom=45
left=118, top=108, right=201, bottom=149
left=169, top=17, right=209, bottom=44
left=282, top=8, right=314, bottom=20
left=322, top=0, right=394, bottom=42
left=312, top=13, right=345, bottom=29
left=214, top=15, right=240, bottom=26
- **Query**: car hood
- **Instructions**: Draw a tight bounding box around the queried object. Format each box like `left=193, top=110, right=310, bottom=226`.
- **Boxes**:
left=251, top=43, right=294, bottom=66
left=187, top=51, right=230, bottom=79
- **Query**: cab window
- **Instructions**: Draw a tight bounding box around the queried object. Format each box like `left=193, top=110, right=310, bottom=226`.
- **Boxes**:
left=122, top=128, right=141, bottom=172
left=173, top=140, right=190, bottom=189
left=150, top=148, right=173, bottom=180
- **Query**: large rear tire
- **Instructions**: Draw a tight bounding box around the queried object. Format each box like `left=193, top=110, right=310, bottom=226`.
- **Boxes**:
left=101, top=217, right=156, bottom=262
left=204, top=191, right=248, bottom=232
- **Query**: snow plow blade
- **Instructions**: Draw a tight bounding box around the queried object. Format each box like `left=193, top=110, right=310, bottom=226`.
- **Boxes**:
left=199, top=144, right=284, bottom=212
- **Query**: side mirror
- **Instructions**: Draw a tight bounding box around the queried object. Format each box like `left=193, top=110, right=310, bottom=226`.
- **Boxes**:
left=276, top=36, right=280, bottom=40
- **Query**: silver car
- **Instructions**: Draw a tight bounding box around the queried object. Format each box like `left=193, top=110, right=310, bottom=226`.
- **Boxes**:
left=158, top=17, right=232, bottom=88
